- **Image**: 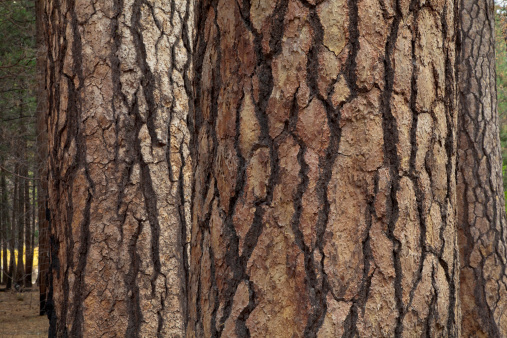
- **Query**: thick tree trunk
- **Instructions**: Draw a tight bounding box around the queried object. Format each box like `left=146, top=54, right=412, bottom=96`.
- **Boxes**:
left=45, top=0, right=192, bottom=335
left=188, top=0, right=460, bottom=336
left=458, top=0, right=507, bottom=336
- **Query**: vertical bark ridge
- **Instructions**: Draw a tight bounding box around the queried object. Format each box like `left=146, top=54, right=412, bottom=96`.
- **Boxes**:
left=46, top=0, right=193, bottom=336
left=458, top=0, right=507, bottom=336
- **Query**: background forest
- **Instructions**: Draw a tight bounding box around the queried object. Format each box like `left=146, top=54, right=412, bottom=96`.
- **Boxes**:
left=0, top=0, right=38, bottom=291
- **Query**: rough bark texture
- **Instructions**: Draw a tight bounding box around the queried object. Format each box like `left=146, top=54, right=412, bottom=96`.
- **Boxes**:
left=458, top=0, right=507, bottom=336
left=45, top=0, right=193, bottom=335
left=188, top=0, right=461, bottom=336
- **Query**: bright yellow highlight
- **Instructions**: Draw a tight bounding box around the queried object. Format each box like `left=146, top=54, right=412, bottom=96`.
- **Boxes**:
left=0, top=247, right=39, bottom=268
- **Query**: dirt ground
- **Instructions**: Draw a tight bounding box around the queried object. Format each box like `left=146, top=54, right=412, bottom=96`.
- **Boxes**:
left=0, top=287, right=48, bottom=337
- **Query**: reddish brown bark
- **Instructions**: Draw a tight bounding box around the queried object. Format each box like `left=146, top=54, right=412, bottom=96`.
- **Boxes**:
left=45, top=0, right=193, bottom=335
left=188, top=0, right=461, bottom=336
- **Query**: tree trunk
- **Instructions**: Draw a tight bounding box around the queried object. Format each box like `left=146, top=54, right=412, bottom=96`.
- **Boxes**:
left=45, top=0, right=193, bottom=335
left=27, top=168, right=36, bottom=287
left=188, top=0, right=460, bottom=336
left=15, top=160, right=25, bottom=287
left=35, top=0, right=49, bottom=315
left=22, top=129, right=32, bottom=288
left=14, top=110, right=25, bottom=288
left=458, top=0, right=507, bottom=336
left=0, top=162, right=4, bottom=286
left=1, top=167, right=8, bottom=287
left=24, top=171, right=33, bottom=288
left=8, top=165, right=18, bottom=290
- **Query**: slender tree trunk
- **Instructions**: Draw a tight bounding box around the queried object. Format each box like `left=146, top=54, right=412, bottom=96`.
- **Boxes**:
left=188, top=0, right=460, bottom=336
left=22, top=123, right=32, bottom=288
left=28, top=169, right=36, bottom=286
left=458, top=0, right=507, bottom=336
left=25, top=171, right=33, bottom=288
left=35, top=0, right=49, bottom=316
left=1, top=168, right=8, bottom=287
left=45, top=0, right=193, bottom=335
left=15, top=109, right=26, bottom=287
left=7, top=166, right=18, bottom=290
left=0, top=162, right=4, bottom=286
left=15, top=160, right=24, bottom=286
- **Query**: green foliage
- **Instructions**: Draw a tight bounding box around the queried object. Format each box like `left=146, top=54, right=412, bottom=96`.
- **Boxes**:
left=495, top=8, right=507, bottom=194
left=0, top=0, right=36, bottom=159
left=0, top=0, right=37, bottom=246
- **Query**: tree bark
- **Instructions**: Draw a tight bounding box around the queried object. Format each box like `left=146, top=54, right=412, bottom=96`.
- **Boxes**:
left=458, top=0, right=507, bottom=336
left=8, top=165, right=18, bottom=290
left=35, top=0, right=49, bottom=315
left=23, top=136, right=32, bottom=288
left=188, top=0, right=461, bottom=336
left=1, top=167, right=8, bottom=287
left=27, top=167, right=36, bottom=287
left=15, top=112, right=25, bottom=287
left=15, top=160, right=25, bottom=286
left=24, top=170, right=33, bottom=288
left=45, top=0, right=193, bottom=335
left=0, top=162, right=4, bottom=286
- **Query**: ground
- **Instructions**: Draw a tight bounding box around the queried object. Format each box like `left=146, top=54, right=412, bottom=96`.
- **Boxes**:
left=0, top=287, right=48, bottom=337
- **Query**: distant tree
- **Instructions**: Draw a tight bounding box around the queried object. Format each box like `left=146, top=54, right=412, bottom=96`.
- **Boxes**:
left=35, top=0, right=49, bottom=315
left=0, top=0, right=37, bottom=292
left=0, top=154, right=6, bottom=286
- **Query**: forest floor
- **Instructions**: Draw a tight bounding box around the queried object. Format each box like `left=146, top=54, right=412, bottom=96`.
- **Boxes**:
left=0, top=287, right=48, bottom=337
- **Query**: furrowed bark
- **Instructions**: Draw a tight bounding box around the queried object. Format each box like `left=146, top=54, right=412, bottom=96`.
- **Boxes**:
left=188, top=0, right=461, bottom=336
left=45, top=0, right=193, bottom=335
left=458, top=0, right=507, bottom=336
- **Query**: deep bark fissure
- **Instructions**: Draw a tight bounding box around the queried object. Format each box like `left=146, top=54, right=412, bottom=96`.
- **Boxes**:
left=380, top=2, right=404, bottom=335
